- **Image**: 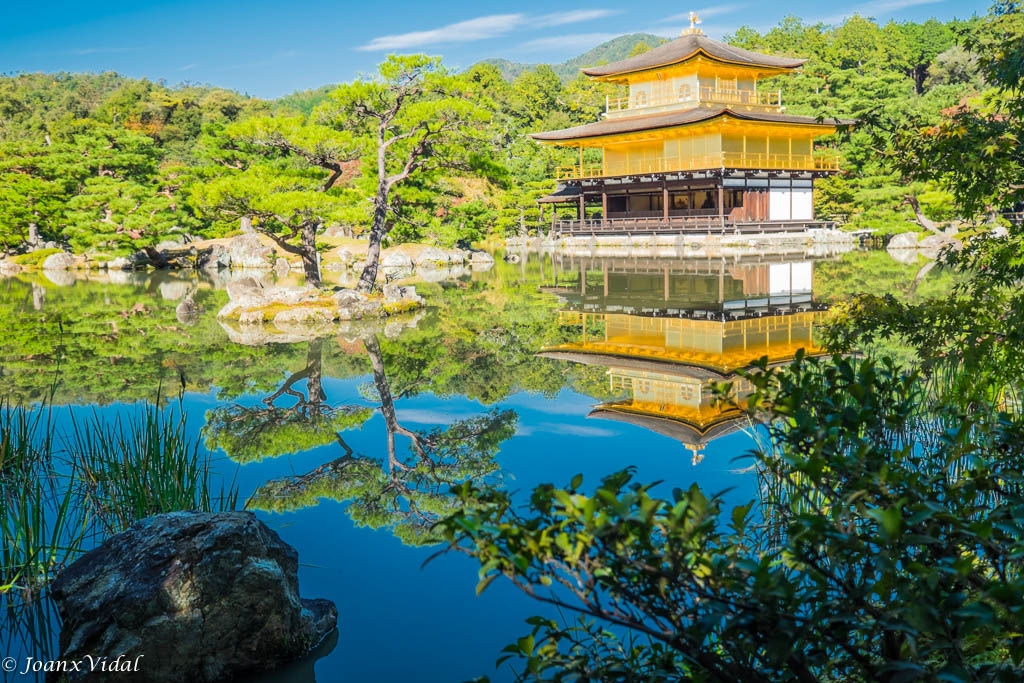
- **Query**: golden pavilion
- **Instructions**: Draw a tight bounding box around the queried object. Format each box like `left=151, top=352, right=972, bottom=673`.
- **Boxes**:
left=540, top=256, right=829, bottom=462
left=533, top=15, right=846, bottom=235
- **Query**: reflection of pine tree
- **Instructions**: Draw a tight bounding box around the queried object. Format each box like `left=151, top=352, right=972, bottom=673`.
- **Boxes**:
left=204, top=339, right=371, bottom=464
left=248, top=334, right=518, bottom=546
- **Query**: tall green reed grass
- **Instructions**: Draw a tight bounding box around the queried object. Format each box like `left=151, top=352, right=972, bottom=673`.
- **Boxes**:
left=0, top=394, right=238, bottom=599
left=70, top=395, right=238, bottom=534
left=0, top=401, right=86, bottom=599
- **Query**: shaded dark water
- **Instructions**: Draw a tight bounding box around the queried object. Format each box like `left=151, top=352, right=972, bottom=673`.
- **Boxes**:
left=0, top=247, right=951, bottom=682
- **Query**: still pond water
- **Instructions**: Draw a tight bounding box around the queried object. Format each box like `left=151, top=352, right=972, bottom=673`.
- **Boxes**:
left=0, top=246, right=951, bottom=682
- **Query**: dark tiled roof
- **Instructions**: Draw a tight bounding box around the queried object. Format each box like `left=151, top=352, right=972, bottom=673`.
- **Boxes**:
left=530, top=107, right=844, bottom=142
left=537, top=184, right=583, bottom=203
left=582, top=33, right=806, bottom=77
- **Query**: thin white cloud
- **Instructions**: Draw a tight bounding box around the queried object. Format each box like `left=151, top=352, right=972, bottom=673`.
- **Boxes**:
left=815, top=0, right=943, bottom=24
left=501, top=392, right=594, bottom=415
left=357, top=14, right=525, bottom=51
left=69, top=47, right=141, bottom=55
left=517, top=32, right=622, bottom=53
left=178, top=63, right=198, bottom=71
left=540, top=9, right=622, bottom=26
left=516, top=422, right=618, bottom=438
left=860, top=0, right=944, bottom=13
left=665, top=4, right=751, bottom=23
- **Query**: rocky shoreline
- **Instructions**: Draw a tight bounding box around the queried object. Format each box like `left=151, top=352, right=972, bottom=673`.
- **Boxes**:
left=0, top=234, right=496, bottom=281
left=215, top=277, right=427, bottom=343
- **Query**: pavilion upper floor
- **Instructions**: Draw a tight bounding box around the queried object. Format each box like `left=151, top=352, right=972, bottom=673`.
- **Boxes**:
left=532, top=107, right=844, bottom=180
left=582, top=30, right=808, bottom=120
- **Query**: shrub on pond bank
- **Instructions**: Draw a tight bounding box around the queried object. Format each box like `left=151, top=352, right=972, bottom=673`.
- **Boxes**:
left=445, top=352, right=1024, bottom=682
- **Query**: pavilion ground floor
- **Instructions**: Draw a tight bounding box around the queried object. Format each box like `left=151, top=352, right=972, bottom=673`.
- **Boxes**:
left=539, top=169, right=835, bottom=236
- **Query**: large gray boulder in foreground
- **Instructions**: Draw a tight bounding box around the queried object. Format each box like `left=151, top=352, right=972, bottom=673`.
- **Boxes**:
left=51, top=511, right=336, bottom=682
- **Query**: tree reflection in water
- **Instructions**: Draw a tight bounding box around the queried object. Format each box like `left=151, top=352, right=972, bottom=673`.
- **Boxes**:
left=243, top=334, right=518, bottom=546
left=205, top=339, right=373, bottom=464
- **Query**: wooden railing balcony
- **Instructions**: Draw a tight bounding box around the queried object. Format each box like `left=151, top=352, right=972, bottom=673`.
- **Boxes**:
left=606, top=87, right=782, bottom=118
left=556, top=151, right=841, bottom=180
left=551, top=216, right=837, bottom=236
left=1002, top=211, right=1024, bottom=226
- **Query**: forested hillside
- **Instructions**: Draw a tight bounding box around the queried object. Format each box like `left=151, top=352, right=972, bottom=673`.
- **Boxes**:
left=0, top=10, right=1010, bottom=258
left=481, top=33, right=668, bottom=81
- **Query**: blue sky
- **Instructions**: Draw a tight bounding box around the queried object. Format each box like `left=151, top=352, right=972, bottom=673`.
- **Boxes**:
left=0, top=0, right=991, bottom=99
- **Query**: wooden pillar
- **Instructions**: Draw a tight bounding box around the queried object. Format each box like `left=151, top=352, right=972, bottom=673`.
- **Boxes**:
left=664, top=267, right=670, bottom=301
left=663, top=183, right=669, bottom=221
left=603, top=267, right=609, bottom=297
left=580, top=261, right=586, bottom=296
left=717, top=183, right=725, bottom=225
left=551, top=203, right=557, bottom=231
left=601, top=188, right=608, bottom=224
left=578, top=193, right=584, bottom=221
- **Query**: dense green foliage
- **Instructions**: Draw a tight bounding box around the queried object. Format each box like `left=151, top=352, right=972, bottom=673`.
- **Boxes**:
left=446, top=350, right=1024, bottom=682
left=725, top=14, right=993, bottom=231
left=881, top=1, right=1024, bottom=216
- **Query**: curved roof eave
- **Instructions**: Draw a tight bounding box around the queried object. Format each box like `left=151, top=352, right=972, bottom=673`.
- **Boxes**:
left=581, top=34, right=807, bottom=78
left=530, top=107, right=848, bottom=144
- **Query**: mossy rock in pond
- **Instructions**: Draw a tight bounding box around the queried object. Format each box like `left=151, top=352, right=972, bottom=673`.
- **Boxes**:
left=11, top=248, right=63, bottom=267
left=50, top=511, right=337, bottom=683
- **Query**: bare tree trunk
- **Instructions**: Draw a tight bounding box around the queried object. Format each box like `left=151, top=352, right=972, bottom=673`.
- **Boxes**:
left=365, top=334, right=398, bottom=432
left=262, top=339, right=324, bottom=415
left=258, top=222, right=323, bottom=288
left=32, top=283, right=45, bottom=311
left=902, top=195, right=942, bottom=234
left=357, top=185, right=390, bottom=293
left=364, top=334, right=423, bottom=463
left=300, top=223, right=322, bottom=288
left=142, top=246, right=169, bottom=269
left=305, top=338, right=325, bottom=417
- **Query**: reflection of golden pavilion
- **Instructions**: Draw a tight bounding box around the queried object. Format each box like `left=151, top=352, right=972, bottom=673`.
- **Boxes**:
left=551, top=309, right=823, bottom=374
left=541, top=258, right=828, bottom=462
left=543, top=256, right=821, bottom=320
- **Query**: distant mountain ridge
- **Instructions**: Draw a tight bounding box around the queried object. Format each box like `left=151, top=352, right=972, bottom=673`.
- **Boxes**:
left=481, top=33, right=670, bottom=82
